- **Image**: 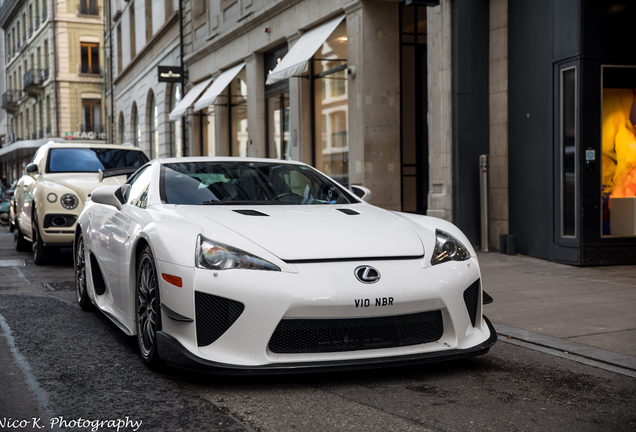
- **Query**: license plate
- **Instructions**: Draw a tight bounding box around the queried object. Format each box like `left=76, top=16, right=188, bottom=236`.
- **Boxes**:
left=351, top=297, right=395, bottom=309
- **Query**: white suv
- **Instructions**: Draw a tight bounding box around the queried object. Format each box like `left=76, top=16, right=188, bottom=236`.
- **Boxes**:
left=14, top=142, right=149, bottom=264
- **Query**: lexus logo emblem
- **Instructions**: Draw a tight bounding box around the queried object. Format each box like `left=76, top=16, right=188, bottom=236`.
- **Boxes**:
left=355, top=266, right=380, bottom=284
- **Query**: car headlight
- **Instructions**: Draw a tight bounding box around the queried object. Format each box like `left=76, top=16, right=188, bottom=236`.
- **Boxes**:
left=61, top=193, right=79, bottom=210
left=195, top=235, right=280, bottom=271
left=431, top=230, right=470, bottom=265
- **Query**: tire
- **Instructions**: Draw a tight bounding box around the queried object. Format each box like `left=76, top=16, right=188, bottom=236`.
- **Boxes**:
left=75, top=235, right=93, bottom=311
left=136, top=245, right=164, bottom=369
left=14, top=221, right=29, bottom=252
left=32, top=208, right=49, bottom=265
left=0, top=212, right=9, bottom=226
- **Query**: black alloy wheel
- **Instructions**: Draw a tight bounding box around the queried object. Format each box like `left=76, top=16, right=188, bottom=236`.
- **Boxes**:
left=14, top=221, right=29, bottom=252
left=32, top=208, right=48, bottom=265
left=75, top=235, right=92, bottom=310
left=136, top=245, right=164, bottom=368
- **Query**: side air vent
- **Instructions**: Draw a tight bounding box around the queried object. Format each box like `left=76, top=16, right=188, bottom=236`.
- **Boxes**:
left=233, top=209, right=269, bottom=217
left=463, top=279, right=480, bottom=327
left=195, top=292, right=245, bottom=347
left=89, top=253, right=106, bottom=296
left=336, top=208, right=360, bottom=215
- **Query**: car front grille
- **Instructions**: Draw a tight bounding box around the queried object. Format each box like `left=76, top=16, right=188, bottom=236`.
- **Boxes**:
left=268, top=310, right=444, bottom=354
left=195, top=292, right=245, bottom=347
left=463, top=279, right=480, bottom=327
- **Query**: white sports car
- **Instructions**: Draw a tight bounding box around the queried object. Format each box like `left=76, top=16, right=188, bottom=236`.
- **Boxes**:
left=76, top=157, right=496, bottom=373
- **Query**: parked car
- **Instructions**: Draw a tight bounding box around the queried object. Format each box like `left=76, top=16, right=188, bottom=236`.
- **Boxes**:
left=14, top=142, right=149, bottom=264
left=76, top=157, right=496, bottom=373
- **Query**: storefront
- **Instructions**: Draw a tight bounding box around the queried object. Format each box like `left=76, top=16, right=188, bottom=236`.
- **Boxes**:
left=507, top=0, right=636, bottom=264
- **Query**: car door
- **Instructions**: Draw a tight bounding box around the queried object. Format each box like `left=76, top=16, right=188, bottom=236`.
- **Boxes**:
left=101, top=166, right=155, bottom=320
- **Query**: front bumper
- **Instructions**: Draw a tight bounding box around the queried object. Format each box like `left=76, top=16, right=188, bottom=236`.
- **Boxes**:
left=156, top=256, right=493, bottom=370
left=156, top=316, right=497, bottom=374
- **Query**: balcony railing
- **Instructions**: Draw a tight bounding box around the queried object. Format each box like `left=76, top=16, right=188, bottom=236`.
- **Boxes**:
left=23, top=69, right=47, bottom=90
left=80, top=125, right=104, bottom=133
left=78, top=64, right=103, bottom=75
left=2, top=90, right=22, bottom=109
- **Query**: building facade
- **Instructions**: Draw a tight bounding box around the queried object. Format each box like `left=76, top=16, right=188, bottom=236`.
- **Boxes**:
left=0, top=0, right=105, bottom=186
left=103, top=0, right=636, bottom=265
left=106, top=0, right=182, bottom=160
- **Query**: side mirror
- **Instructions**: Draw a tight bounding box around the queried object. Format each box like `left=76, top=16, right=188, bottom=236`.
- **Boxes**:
left=351, top=185, right=372, bottom=202
left=25, top=163, right=38, bottom=176
left=91, top=185, right=126, bottom=210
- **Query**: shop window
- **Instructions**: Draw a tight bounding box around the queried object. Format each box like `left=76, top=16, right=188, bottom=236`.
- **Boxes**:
left=132, top=103, right=140, bottom=148
left=171, top=84, right=182, bottom=157
left=265, top=44, right=290, bottom=159
left=230, top=68, right=248, bottom=157
left=313, top=21, right=348, bottom=186
left=82, top=100, right=101, bottom=133
left=560, top=67, right=576, bottom=237
left=149, top=92, right=159, bottom=158
left=601, top=66, right=636, bottom=236
left=80, top=42, right=100, bottom=74
left=119, top=112, right=126, bottom=144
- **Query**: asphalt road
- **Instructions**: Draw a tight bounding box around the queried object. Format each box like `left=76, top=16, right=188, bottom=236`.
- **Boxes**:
left=0, top=231, right=634, bottom=432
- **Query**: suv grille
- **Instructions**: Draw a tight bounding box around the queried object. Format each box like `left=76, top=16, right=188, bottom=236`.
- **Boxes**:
left=195, top=292, right=245, bottom=347
left=269, top=310, right=443, bottom=354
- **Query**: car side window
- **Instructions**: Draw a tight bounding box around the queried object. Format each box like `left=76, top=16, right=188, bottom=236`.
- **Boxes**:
left=126, top=166, right=152, bottom=208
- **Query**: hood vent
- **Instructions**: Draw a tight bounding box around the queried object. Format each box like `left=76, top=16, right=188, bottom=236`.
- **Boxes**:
left=336, top=208, right=360, bottom=216
left=233, top=209, right=269, bottom=217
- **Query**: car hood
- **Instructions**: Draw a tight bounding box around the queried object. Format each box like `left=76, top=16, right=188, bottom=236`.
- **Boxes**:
left=186, top=204, right=425, bottom=261
left=42, top=173, right=127, bottom=201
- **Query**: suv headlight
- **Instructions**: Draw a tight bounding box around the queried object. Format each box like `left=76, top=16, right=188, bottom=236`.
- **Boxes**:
left=61, top=193, right=79, bottom=210
left=195, top=235, right=280, bottom=271
left=431, top=230, right=470, bottom=265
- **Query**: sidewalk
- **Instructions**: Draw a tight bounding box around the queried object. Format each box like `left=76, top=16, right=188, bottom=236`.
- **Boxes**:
left=478, top=251, right=636, bottom=372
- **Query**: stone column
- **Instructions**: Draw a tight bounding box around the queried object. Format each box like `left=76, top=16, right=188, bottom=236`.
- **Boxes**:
left=345, top=0, right=401, bottom=210
left=244, top=53, right=266, bottom=158
left=488, top=0, right=509, bottom=249
left=427, top=0, right=453, bottom=222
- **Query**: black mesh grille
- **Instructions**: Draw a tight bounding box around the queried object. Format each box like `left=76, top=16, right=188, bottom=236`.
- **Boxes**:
left=195, top=292, right=245, bottom=347
left=233, top=209, right=269, bottom=217
left=463, top=279, right=480, bottom=327
left=336, top=208, right=360, bottom=215
left=43, top=214, right=77, bottom=228
left=269, top=310, right=443, bottom=354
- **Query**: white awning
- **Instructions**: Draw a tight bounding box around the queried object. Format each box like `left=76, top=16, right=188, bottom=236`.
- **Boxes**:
left=168, top=77, right=213, bottom=121
left=194, top=63, right=245, bottom=112
left=266, top=15, right=345, bottom=85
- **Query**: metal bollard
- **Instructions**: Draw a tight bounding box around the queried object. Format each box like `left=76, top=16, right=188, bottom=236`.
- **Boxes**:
left=480, top=155, right=489, bottom=252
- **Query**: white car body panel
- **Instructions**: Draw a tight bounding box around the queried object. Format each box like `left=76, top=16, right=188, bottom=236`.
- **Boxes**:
left=77, top=157, right=495, bottom=372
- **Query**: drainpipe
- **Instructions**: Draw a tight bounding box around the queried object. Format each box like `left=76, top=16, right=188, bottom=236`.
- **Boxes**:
left=178, top=0, right=187, bottom=156
left=107, top=0, right=114, bottom=142
left=51, top=0, right=58, bottom=138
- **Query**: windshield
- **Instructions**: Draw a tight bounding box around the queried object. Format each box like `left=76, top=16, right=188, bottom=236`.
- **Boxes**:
left=47, top=148, right=149, bottom=173
left=161, top=161, right=357, bottom=205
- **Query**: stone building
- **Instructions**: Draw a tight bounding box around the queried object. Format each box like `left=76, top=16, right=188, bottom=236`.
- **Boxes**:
left=0, top=0, right=105, bottom=185
left=107, top=0, right=182, bottom=159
